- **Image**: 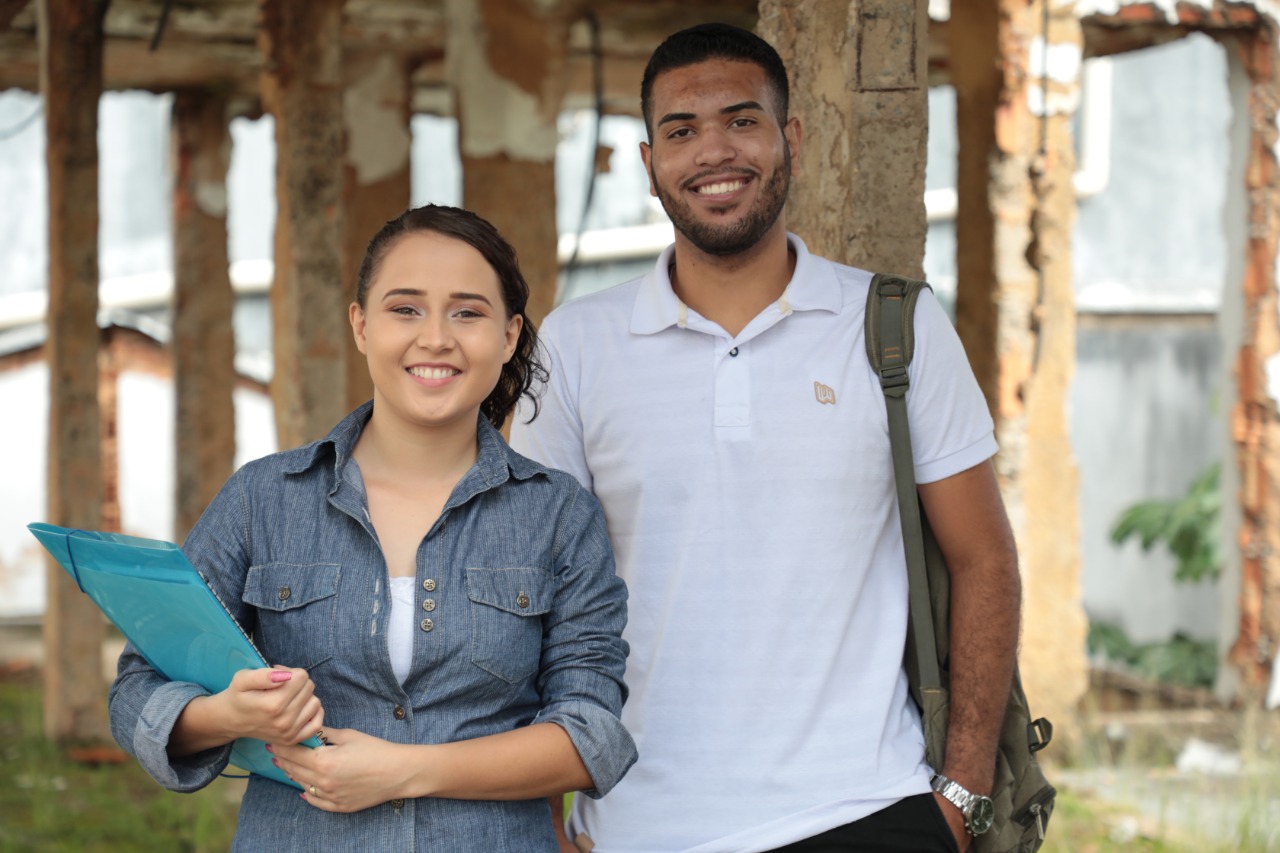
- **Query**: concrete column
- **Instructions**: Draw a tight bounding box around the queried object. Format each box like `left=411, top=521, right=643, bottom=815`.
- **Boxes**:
left=343, top=52, right=412, bottom=411
left=448, top=0, right=569, bottom=326
left=259, top=0, right=349, bottom=448
left=36, top=0, right=110, bottom=743
left=757, top=0, right=930, bottom=275
left=171, top=90, right=236, bottom=542
left=953, top=0, right=1088, bottom=732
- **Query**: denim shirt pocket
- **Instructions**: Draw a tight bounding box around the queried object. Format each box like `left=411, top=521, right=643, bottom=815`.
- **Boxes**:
left=242, top=563, right=341, bottom=672
left=465, top=567, right=553, bottom=684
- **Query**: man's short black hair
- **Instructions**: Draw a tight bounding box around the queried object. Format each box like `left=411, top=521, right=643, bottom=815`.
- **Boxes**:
left=640, top=22, right=790, bottom=139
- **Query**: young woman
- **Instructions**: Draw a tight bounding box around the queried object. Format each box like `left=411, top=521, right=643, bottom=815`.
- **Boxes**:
left=108, top=205, right=636, bottom=851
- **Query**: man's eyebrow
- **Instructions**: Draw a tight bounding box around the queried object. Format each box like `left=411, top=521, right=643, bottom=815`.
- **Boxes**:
left=656, top=111, right=696, bottom=127
left=657, top=102, right=765, bottom=128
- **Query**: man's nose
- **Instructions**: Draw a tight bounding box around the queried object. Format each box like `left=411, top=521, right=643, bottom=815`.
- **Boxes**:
left=693, top=127, right=736, bottom=167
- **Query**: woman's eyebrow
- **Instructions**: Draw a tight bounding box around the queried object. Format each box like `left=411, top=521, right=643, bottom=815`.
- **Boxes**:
left=380, top=287, right=425, bottom=301
left=451, top=292, right=494, bottom=305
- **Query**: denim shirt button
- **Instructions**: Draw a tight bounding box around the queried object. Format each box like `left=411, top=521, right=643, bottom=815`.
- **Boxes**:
left=420, top=618, right=435, bottom=632
left=277, top=587, right=291, bottom=602
left=422, top=578, right=436, bottom=592
left=516, top=592, right=530, bottom=609
left=393, top=705, right=406, bottom=720
left=422, top=599, right=436, bottom=612
left=391, top=799, right=404, bottom=809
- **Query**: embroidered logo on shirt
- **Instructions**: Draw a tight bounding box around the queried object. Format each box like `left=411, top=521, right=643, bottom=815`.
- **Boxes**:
left=814, top=381, right=836, bottom=405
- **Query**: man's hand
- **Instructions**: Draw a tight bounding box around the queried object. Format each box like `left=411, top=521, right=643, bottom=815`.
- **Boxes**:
left=933, top=791, right=970, bottom=852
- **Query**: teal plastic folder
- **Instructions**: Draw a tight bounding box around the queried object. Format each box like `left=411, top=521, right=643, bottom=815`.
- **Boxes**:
left=28, top=522, right=319, bottom=789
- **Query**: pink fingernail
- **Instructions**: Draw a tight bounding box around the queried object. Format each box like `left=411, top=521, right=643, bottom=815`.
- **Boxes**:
left=265, top=744, right=274, bottom=754
left=271, top=671, right=292, bottom=683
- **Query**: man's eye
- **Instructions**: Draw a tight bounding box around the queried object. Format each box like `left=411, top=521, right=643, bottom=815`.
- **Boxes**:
left=667, top=127, right=693, bottom=139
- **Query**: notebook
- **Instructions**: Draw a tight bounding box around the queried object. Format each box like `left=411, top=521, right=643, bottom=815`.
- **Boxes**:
left=28, top=522, right=319, bottom=789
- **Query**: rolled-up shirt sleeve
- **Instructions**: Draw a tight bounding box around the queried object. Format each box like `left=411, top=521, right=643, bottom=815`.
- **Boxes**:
left=108, top=654, right=232, bottom=792
left=107, top=468, right=251, bottom=793
left=533, top=482, right=636, bottom=797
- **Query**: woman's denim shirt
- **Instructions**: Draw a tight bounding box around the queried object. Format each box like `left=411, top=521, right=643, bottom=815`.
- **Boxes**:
left=108, top=403, right=636, bottom=852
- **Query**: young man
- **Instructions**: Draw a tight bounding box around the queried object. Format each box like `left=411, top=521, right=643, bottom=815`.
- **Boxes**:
left=512, top=23, right=1020, bottom=853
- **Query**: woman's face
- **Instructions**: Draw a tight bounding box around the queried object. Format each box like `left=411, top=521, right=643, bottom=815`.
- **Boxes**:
left=350, top=232, right=522, bottom=434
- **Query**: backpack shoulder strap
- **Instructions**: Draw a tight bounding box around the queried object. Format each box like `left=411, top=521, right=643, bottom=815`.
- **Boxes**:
left=865, top=273, right=943, bottom=694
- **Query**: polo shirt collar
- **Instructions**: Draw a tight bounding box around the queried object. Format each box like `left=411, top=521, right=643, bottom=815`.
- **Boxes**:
left=629, top=232, right=843, bottom=336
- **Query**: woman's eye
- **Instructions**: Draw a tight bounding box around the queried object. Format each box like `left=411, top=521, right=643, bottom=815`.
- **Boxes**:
left=391, top=305, right=418, bottom=316
left=454, top=308, right=483, bottom=319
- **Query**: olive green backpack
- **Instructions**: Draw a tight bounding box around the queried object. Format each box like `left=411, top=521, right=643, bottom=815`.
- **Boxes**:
left=865, top=273, right=1056, bottom=852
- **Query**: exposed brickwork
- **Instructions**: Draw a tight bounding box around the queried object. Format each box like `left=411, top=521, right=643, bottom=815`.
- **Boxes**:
left=953, top=0, right=1090, bottom=733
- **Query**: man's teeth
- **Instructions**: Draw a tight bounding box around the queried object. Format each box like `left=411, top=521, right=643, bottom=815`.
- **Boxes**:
left=697, top=180, right=745, bottom=195
left=409, top=366, right=457, bottom=379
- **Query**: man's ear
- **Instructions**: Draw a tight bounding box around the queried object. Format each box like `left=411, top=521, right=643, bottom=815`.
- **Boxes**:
left=784, top=117, right=802, bottom=177
left=349, top=302, right=368, bottom=354
left=640, top=141, right=657, bottom=197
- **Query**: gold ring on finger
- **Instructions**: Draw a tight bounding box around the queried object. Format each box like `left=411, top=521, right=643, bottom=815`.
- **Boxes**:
left=309, top=785, right=318, bottom=797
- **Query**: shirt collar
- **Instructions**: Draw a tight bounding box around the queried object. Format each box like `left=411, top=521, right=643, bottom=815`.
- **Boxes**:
left=282, top=401, right=543, bottom=492
left=629, top=232, right=843, bottom=335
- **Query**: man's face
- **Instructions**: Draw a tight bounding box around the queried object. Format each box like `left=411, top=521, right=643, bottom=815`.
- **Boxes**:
left=640, top=59, right=801, bottom=257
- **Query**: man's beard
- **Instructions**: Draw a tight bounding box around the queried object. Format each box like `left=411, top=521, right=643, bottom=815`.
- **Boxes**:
left=651, top=147, right=791, bottom=257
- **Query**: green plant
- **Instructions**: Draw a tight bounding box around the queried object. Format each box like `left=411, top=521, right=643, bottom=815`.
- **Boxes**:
left=1110, top=463, right=1221, bottom=582
left=1087, top=621, right=1218, bottom=688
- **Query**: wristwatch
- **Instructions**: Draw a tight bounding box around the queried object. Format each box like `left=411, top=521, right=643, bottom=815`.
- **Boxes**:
left=931, top=773, right=995, bottom=836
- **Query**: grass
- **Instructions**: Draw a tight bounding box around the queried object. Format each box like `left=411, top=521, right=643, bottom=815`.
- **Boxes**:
left=1, top=666, right=1275, bottom=852
left=0, top=666, right=241, bottom=852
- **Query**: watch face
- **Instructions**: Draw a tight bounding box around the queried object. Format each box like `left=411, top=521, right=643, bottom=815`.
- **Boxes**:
left=969, top=796, right=996, bottom=835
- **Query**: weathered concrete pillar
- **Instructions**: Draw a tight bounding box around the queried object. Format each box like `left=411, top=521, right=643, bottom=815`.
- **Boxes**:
left=171, top=90, right=236, bottom=542
left=448, top=0, right=569, bottom=326
left=36, top=0, right=109, bottom=743
left=758, top=0, right=929, bottom=275
left=343, top=52, right=412, bottom=411
left=953, top=0, right=1089, bottom=732
left=259, top=0, right=349, bottom=448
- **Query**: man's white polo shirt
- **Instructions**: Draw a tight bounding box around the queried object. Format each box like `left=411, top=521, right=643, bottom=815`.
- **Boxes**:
left=512, top=235, right=997, bottom=853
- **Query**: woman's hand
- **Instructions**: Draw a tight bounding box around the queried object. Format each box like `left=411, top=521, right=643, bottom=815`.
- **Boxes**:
left=220, top=666, right=324, bottom=745
left=269, top=728, right=413, bottom=814
left=169, top=666, right=323, bottom=757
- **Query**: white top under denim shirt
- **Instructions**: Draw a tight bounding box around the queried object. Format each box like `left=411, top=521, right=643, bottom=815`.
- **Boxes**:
left=108, top=402, right=636, bottom=852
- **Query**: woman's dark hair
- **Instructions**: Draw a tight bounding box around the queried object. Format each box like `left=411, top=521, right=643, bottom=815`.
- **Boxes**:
left=640, top=22, right=790, bottom=139
left=355, top=204, right=548, bottom=430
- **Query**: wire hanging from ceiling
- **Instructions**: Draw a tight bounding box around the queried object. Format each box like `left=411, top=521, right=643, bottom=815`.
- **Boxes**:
left=562, top=11, right=605, bottom=291
left=0, top=103, right=42, bottom=141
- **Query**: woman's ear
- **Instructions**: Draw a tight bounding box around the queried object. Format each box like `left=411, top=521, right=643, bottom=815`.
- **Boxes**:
left=350, top=302, right=368, bottom=354
left=503, top=314, right=523, bottom=363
